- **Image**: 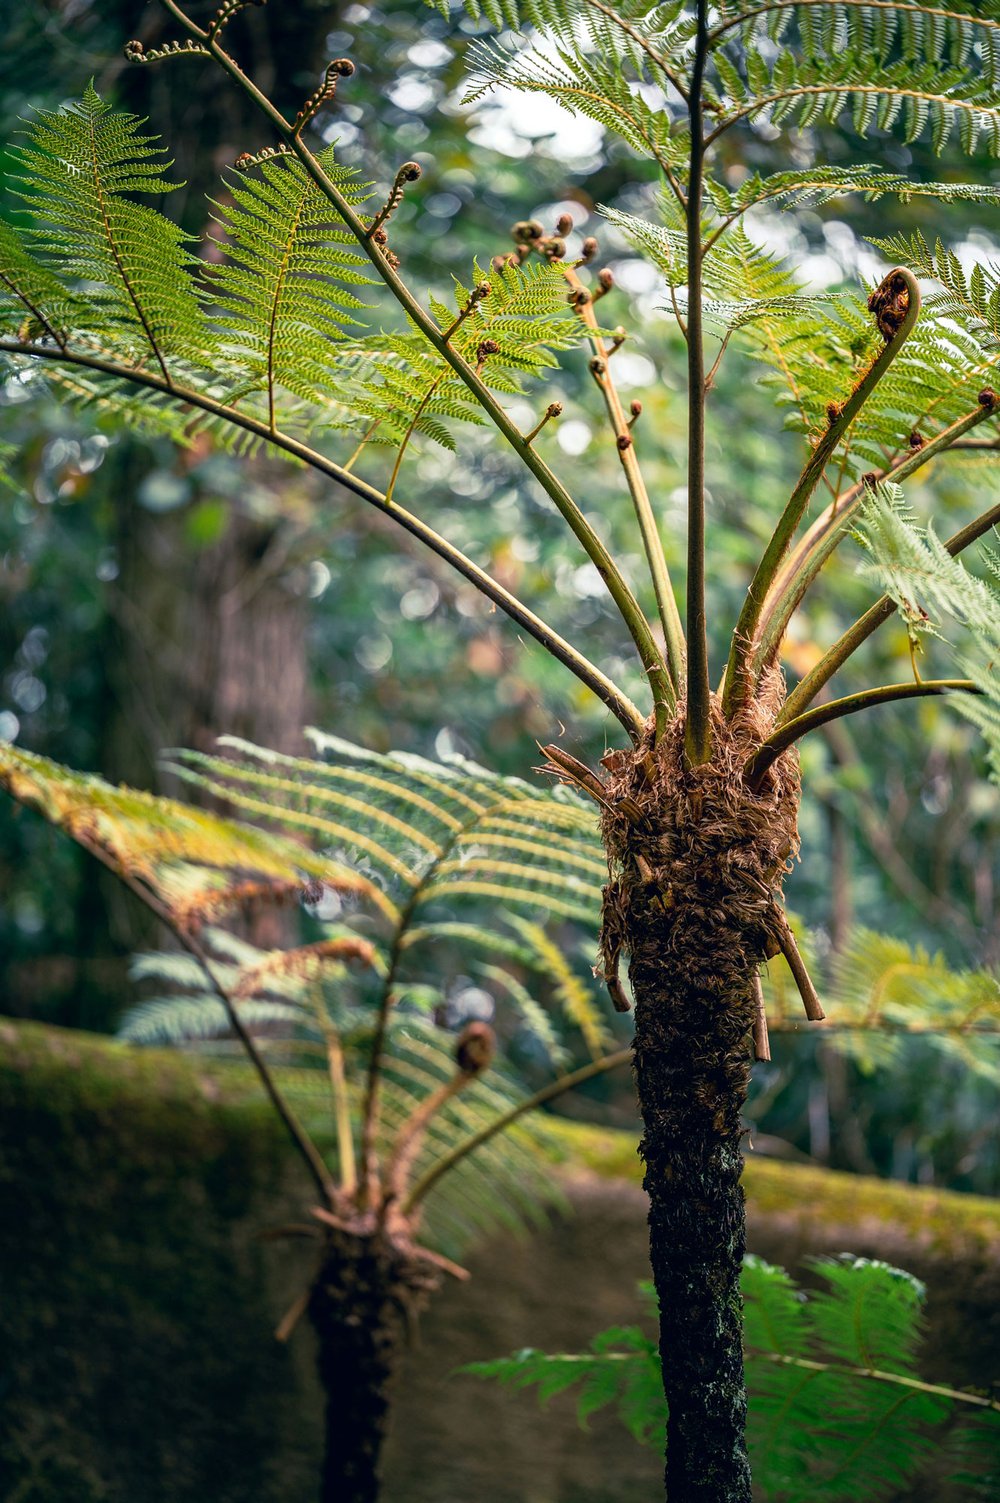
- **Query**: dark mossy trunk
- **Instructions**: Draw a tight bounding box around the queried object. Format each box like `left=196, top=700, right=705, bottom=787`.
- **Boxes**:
left=308, top=1230, right=439, bottom=1503
left=630, top=938, right=755, bottom=1501
left=600, top=685, right=800, bottom=1503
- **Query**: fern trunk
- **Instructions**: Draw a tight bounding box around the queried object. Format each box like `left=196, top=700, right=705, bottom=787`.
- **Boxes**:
left=601, top=689, right=799, bottom=1502
left=308, top=1230, right=438, bottom=1503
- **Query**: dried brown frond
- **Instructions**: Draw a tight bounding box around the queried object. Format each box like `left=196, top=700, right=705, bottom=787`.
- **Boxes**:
left=233, top=937, right=376, bottom=997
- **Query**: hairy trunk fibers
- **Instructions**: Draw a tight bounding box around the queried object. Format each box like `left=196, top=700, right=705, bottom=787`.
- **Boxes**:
left=308, top=1229, right=439, bottom=1503
left=600, top=682, right=800, bottom=1503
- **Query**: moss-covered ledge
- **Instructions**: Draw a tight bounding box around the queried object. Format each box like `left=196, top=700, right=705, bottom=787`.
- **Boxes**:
left=542, top=1115, right=1000, bottom=1261
left=4, top=1019, right=998, bottom=1257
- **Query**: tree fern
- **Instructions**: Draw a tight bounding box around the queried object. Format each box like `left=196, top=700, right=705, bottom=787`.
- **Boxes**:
left=465, top=1256, right=1000, bottom=1501
left=5, top=5, right=1000, bottom=1497
left=124, top=923, right=566, bottom=1256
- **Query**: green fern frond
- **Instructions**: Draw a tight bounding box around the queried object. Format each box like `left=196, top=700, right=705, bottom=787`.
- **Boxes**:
left=209, top=147, right=375, bottom=427
left=0, top=740, right=379, bottom=918
left=348, top=255, right=593, bottom=483
left=506, top=914, right=612, bottom=1058
left=853, top=479, right=1000, bottom=652
left=0, top=218, right=82, bottom=345
left=120, top=994, right=310, bottom=1045
left=826, top=929, right=1000, bottom=1078
left=167, top=732, right=605, bottom=929
left=714, top=163, right=1000, bottom=217
left=761, top=926, right=1000, bottom=1077
left=401, top=921, right=536, bottom=967
left=603, top=205, right=806, bottom=318
left=708, top=15, right=1000, bottom=157
left=373, top=1026, right=563, bottom=1254
left=462, top=31, right=688, bottom=176
left=465, top=1255, right=1000, bottom=1499
left=5, top=84, right=206, bottom=375
left=603, top=199, right=989, bottom=473
left=480, top=965, right=571, bottom=1067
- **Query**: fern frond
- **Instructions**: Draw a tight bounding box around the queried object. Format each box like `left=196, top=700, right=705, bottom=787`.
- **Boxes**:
left=708, top=17, right=1000, bottom=158
left=479, top=965, right=571, bottom=1067
left=506, top=914, right=613, bottom=1058
left=745, top=1255, right=948, bottom=1500
left=349, top=255, right=593, bottom=485
left=0, top=741, right=380, bottom=920
left=0, top=219, right=80, bottom=346
left=462, top=28, right=688, bottom=176
left=167, top=732, right=606, bottom=928
left=714, top=163, right=1000, bottom=217
left=231, top=937, right=376, bottom=998
left=209, top=148, right=375, bottom=429
left=760, top=926, right=1000, bottom=1076
left=604, top=204, right=808, bottom=324
left=851, top=485, right=1000, bottom=764
left=120, top=994, right=310, bottom=1045
left=466, top=1256, right=1000, bottom=1498
left=374, top=1026, right=563, bottom=1255
left=5, top=84, right=206, bottom=379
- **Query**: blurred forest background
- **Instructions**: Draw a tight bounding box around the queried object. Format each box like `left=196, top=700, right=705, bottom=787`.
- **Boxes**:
left=1, top=0, right=997, bottom=1197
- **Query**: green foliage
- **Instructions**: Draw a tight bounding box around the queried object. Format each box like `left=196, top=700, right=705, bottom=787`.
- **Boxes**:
left=121, top=935, right=568, bottom=1255
left=852, top=482, right=1000, bottom=775
left=3, top=7, right=1000, bottom=1497
left=0, top=729, right=623, bottom=1252
left=209, top=148, right=375, bottom=428
left=0, top=740, right=369, bottom=904
left=462, top=25, right=689, bottom=176
left=761, top=927, right=1000, bottom=1078
left=170, top=729, right=607, bottom=926
left=0, top=87, right=596, bottom=486
left=708, top=3, right=1000, bottom=154
left=465, top=1255, right=1000, bottom=1501
left=3, top=731, right=996, bottom=1077
left=5, top=83, right=205, bottom=367
left=454, top=0, right=1000, bottom=491
left=343, top=253, right=598, bottom=480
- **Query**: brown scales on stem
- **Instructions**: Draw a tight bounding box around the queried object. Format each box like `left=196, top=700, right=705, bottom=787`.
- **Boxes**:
left=596, top=674, right=806, bottom=1501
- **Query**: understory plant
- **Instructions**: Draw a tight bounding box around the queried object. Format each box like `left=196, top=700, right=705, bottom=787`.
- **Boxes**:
left=467, top=1256, right=1000, bottom=1501
left=2, top=1, right=1000, bottom=1500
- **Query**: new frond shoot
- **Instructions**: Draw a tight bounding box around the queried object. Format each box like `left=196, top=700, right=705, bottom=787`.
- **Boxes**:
left=3, top=4, right=1000, bottom=1501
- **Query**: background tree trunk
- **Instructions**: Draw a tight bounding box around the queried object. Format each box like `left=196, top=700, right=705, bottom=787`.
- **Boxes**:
left=100, top=493, right=309, bottom=934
